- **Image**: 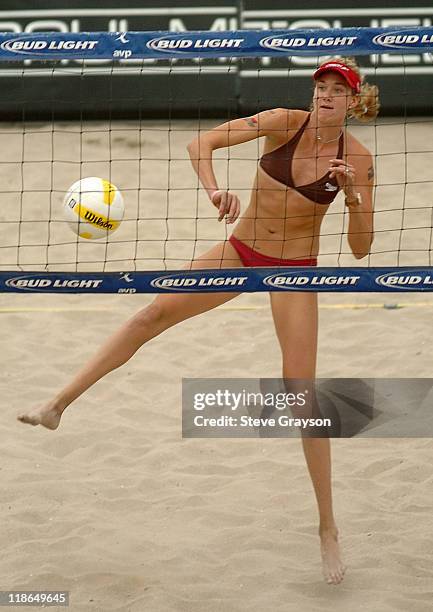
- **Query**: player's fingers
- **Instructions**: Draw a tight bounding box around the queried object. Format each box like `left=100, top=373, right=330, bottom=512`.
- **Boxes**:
left=220, top=192, right=236, bottom=221
left=217, top=192, right=228, bottom=220
left=218, top=203, right=226, bottom=221
left=342, top=166, right=355, bottom=179
left=224, top=195, right=236, bottom=222
left=330, top=164, right=347, bottom=172
left=330, top=161, right=354, bottom=171
left=232, top=198, right=241, bottom=221
left=226, top=196, right=240, bottom=223
left=329, top=165, right=345, bottom=178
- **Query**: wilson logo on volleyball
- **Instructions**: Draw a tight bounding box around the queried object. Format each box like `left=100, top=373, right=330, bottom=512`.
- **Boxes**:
left=375, top=272, right=433, bottom=289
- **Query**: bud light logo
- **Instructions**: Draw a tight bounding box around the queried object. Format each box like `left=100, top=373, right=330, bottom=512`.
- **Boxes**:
left=0, top=36, right=99, bottom=56
left=259, top=33, right=357, bottom=53
left=146, top=35, right=244, bottom=54
left=6, top=276, right=52, bottom=290
left=147, top=35, right=193, bottom=53
left=150, top=274, right=198, bottom=290
left=263, top=273, right=360, bottom=290
left=375, top=271, right=433, bottom=290
left=259, top=34, right=308, bottom=51
left=5, top=275, right=103, bottom=291
left=150, top=273, right=247, bottom=291
left=372, top=30, right=433, bottom=49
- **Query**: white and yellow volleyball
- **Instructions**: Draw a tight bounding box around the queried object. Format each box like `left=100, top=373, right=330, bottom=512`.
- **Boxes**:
left=63, top=177, right=124, bottom=240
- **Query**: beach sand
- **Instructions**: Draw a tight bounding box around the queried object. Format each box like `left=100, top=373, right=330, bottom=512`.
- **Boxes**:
left=1, top=116, right=433, bottom=611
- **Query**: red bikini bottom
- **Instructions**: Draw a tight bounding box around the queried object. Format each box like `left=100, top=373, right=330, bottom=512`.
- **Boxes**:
left=229, top=235, right=317, bottom=267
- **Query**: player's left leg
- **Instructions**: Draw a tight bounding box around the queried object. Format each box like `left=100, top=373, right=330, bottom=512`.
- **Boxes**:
left=270, top=291, right=346, bottom=585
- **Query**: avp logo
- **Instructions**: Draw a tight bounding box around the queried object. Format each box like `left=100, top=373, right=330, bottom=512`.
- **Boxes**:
left=0, top=36, right=98, bottom=55
left=375, top=271, right=433, bottom=290
left=113, top=32, right=132, bottom=59
left=119, top=272, right=134, bottom=283
left=115, top=33, right=130, bottom=44
left=150, top=273, right=247, bottom=291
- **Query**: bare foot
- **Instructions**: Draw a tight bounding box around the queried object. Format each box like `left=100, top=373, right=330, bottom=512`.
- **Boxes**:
left=17, top=401, right=64, bottom=430
left=320, top=526, right=347, bottom=585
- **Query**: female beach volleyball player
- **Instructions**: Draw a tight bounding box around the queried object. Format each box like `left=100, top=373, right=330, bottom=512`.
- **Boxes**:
left=19, top=58, right=378, bottom=585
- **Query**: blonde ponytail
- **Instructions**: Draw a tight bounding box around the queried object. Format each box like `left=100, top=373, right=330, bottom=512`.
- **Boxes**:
left=349, top=81, right=380, bottom=122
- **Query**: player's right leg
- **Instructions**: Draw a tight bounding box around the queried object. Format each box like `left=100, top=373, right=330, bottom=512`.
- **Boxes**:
left=17, top=240, right=243, bottom=430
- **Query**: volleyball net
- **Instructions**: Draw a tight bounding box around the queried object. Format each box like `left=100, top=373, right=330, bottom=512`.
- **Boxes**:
left=1, top=27, right=433, bottom=293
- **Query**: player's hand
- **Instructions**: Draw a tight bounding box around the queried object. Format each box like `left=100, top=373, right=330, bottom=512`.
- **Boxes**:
left=329, top=159, right=356, bottom=196
left=210, top=190, right=240, bottom=224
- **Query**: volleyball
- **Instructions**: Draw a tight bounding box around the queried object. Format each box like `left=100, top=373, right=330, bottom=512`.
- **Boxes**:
left=63, top=177, right=124, bottom=240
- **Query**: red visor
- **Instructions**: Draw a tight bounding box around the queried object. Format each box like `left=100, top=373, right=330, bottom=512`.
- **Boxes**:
left=313, top=61, right=361, bottom=93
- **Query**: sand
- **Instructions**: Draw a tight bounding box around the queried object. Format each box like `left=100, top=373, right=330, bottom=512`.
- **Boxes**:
left=1, top=115, right=433, bottom=611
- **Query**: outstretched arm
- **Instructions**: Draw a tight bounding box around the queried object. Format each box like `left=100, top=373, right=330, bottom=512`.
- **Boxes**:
left=187, top=108, right=291, bottom=223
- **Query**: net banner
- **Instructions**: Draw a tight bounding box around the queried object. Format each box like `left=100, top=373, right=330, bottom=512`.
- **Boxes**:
left=1, top=27, right=433, bottom=60
left=2, top=268, right=433, bottom=294
left=1, top=2, right=433, bottom=117
left=1, top=25, right=433, bottom=293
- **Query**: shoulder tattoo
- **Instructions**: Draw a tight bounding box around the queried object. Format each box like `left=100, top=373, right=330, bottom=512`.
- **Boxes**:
left=368, top=165, right=374, bottom=180
left=245, top=116, right=258, bottom=127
